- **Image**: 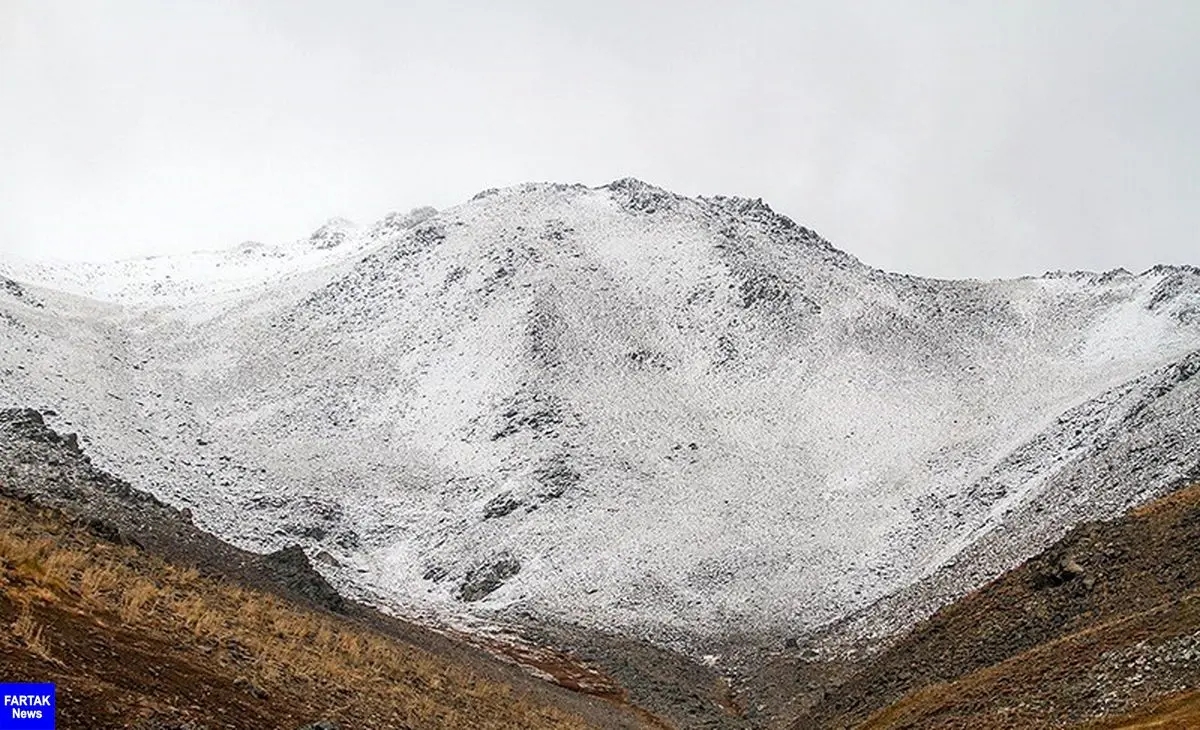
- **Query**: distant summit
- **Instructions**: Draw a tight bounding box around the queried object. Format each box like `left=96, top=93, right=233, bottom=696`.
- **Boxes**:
left=368, top=206, right=438, bottom=241
left=307, top=217, right=357, bottom=250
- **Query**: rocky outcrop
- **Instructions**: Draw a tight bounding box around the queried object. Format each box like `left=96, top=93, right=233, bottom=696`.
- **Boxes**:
left=0, top=408, right=344, bottom=613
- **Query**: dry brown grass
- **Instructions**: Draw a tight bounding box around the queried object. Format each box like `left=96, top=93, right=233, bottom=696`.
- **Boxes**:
left=1130, top=481, right=1200, bottom=518
left=78, top=563, right=119, bottom=600
left=11, top=604, right=53, bottom=661
left=0, top=499, right=592, bottom=729
left=855, top=593, right=1200, bottom=730
left=1084, top=689, right=1200, bottom=729
left=119, top=579, right=158, bottom=622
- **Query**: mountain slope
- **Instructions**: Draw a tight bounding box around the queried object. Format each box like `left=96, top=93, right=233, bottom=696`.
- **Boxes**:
left=1, top=179, right=1198, bottom=659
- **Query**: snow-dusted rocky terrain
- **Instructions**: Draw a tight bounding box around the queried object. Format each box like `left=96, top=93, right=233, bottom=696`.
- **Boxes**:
left=2, top=179, right=1198, bottom=654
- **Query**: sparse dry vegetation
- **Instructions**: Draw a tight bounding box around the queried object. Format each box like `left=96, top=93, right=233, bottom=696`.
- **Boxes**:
left=856, top=593, right=1200, bottom=729
left=1085, top=689, right=1200, bottom=729
left=0, top=497, right=594, bottom=729
left=11, top=604, right=53, bottom=661
left=810, top=482, right=1200, bottom=730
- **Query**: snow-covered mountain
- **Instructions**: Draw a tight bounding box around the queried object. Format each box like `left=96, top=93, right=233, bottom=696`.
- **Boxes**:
left=2, top=179, right=1198, bottom=653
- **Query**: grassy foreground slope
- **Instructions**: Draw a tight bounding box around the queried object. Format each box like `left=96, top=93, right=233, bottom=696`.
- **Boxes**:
left=0, top=494, right=608, bottom=729
left=1085, top=689, right=1200, bottom=729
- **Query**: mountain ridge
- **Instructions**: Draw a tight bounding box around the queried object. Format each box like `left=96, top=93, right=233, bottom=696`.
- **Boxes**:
left=4, top=178, right=1195, bottom=298
left=1, top=179, right=1197, bottom=662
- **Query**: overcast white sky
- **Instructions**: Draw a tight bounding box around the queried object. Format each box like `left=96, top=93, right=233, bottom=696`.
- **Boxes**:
left=1, top=1, right=1197, bottom=279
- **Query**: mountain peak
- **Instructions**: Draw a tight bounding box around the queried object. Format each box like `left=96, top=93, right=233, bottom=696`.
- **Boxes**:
left=2, top=179, right=1198, bottom=659
left=306, top=217, right=357, bottom=250
left=367, top=206, right=439, bottom=240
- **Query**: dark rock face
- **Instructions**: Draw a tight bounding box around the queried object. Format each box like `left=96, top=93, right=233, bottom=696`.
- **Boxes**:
left=308, top=221, right=350, bottom=250
left=603, top=177, right=680, bottom=215
left=483, top=492, right=522, bottom=519
left=702, top=194, right=832, bottom=251
left=272, top=496, right=346, bottom=544
left=1032, top=553, right=1088, bottom=590
left=2, top=276, right=25, bottom=298
left=2, top=408, right=67, bottom=444
left=262, top=545, right=345, bottom=612
left=458, top=556, right=521, bottom=602
left=1, top=276, right=43, bottom=307
left=368, top=207, right=438, bottom=241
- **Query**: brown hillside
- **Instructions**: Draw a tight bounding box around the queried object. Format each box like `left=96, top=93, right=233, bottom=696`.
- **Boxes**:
left=791, top=481, right=1200, bottom=729
left=0, top=493, right=661, bottom=729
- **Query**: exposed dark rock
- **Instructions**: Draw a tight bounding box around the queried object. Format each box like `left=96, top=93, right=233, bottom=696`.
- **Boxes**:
left=534, top=455, right=581, bottom=499
left=262, top=546, right=345, bottom=613
left=1, top=276, right=24, bottom=298
left=541, top=219, right=574, bottom=242
left=526, top=299, right=565, bottom=368
left=1, top=276, right=43, bottom=307
left=410, top=223, right=445, bottom=248
left=715, top=333, right=739, bottom=367
left=442, top=265, right=467, bottom=288
left=490, top=393, right=573, bottom=440
left=458, top=556, right=521, bottom=602
left=603, top=177, right=679, bottom=215
left=369, top=207, right=438, bottom=240
left=483, top=492, right=522, bottom=519
left=308, top=219, right=353, bottom=250
left=1147, top=271, right=1190, bottom=311
left=626, top=348, right=669, bottom=370
left=702, top=194, right=831, bottom=251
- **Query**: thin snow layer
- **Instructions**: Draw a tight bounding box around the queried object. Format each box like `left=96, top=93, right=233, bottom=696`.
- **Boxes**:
left=0, top=212, right=421, bottom=308
left=2, top=180, right=1198, bottom=651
